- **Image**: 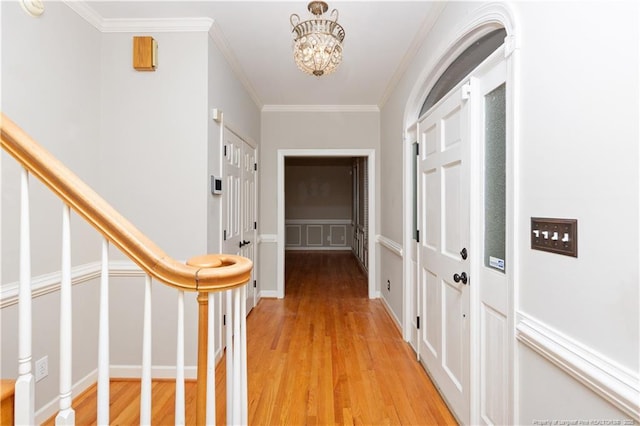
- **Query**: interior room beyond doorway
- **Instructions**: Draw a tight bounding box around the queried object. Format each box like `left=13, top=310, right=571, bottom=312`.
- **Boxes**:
left=284, top=156, right=370, bottom=294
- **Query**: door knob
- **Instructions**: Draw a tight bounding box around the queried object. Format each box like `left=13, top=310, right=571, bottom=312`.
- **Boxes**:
left=453, top=272, right=468, bottom=285
left=239, top=240, right=251, bottom=248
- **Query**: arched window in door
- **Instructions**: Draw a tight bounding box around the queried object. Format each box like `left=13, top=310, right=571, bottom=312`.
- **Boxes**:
left=418, top=28, right=506, bottom=117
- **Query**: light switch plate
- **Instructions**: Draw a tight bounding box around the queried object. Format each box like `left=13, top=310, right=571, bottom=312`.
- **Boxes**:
left=531, top=217, right=578, bottom=257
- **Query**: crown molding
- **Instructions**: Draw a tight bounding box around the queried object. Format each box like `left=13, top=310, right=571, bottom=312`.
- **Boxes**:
left=62, top=1, right=214, bottom=33
left=262, top=105, right=379, bottom=113
left=208, top=21, right=263, bottom=109
left=62, top=0, right=103, bottom=31
left=101, top=17, right=214, bottom=33
left=378, top=1, right=446, bottom=108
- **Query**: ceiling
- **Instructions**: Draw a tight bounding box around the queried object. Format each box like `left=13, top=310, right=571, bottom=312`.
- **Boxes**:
left=87, top=1, right=440, bottom=107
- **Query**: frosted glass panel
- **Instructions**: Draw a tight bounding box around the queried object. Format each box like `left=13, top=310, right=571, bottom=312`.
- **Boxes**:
left=484, top=84, right=506, bottom=272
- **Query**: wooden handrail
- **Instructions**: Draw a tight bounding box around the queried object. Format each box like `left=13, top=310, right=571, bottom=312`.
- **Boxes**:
left=0, top=113, right=252, bottom=291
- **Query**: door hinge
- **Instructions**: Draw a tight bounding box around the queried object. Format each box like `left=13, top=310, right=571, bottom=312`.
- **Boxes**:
left=224, top=145, right=227, bottom=156
left=416, top=230, right=420, bottom=243
left=416, top=316, right=421, bottom=329
left=254, top=221, right=257, bottom=230
left=415, top=142, right=419, bottom=156
left=254, top=163, right=257, bottom=171
left=461, top=81, right=472, bottom=100
left=223, top=230, right=227, bottom=241
left=223, top=314, right=226, bottom=326
left=253, top=280, right=257, bottom=288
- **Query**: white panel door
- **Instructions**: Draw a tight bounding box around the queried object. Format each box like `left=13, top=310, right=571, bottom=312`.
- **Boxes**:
left=223, top=128, right=242, bottom=257
left=223, top=127, right=257, bottom=314
left=241, top=142, right=257, bottom=313
left=417, top=82, right=470, bottom=424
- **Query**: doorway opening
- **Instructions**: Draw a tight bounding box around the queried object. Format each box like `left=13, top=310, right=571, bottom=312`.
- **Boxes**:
left=277, top=149, right=376, bottom=299
left=283, top=156, right=369, bottom=291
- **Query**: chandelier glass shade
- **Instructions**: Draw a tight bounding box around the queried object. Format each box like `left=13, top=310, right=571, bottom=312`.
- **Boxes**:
left=290, top=1, right=345, bottom=77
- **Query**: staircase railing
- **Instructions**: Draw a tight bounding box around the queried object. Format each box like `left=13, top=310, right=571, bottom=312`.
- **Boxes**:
left=1, top=113, right=251, bottom=425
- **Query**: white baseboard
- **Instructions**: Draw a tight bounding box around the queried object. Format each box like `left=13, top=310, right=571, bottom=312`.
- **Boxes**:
left=35, top=368, right=98, bottom=424
left=110, top=365, right=198, bottom=380
left=516, top=311, right=640, bottom=421
left=258, top=290, right=279, bottom=299
left=380, top=295, right=402, bottom=334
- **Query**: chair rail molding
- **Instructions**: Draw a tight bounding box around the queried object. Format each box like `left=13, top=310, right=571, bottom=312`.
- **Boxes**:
left=377, top=235, right=403, bottom=258
left=1, top=260, right=147, bottom=308
left=516, top=311, right=640, bottom=421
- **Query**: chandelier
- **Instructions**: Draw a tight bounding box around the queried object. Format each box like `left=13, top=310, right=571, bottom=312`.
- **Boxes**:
left=290, top=1, right=345, bottom=77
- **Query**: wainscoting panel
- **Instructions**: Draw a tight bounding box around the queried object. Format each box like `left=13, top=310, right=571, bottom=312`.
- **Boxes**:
left=285, top=219, right=352, bottom=250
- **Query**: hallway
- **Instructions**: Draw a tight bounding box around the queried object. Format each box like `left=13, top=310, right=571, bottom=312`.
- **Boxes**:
left=247, top=251, right=456, bottom=424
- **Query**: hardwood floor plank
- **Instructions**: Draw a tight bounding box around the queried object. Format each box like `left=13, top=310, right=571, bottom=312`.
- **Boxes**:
left=42, top=251, right=456, bottom=425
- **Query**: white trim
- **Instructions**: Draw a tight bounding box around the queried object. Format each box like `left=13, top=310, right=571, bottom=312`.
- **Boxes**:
left=376, top=235, right=403, bottom=258
left=277, top=149, right=377, bottom=300
left=109, top=365, right=198, bottom=381
left=305, top=225, right=323, bottom=246
left=516, top=312, right=640, bottom=421
left=378, top=2, right=446, bottom=108
left=262, top=105, right=379, bottom=113
left=285, top=247, right=351, bottom=252
left=1, top=260, right=145, bottom=308
left=380, top=294, right=402, bottom=334
left=34, top=368, right=98, bottom=425
left=62, top=0, right=103, bottom=31
left=258, top=234, right=278, bottom=244
left=285, top=219, right=351, bottom=225
left=209, top=22, right=263, bottom=109
left=258, top=290, right=279, bottom=299
left=101, top=17, right=214, bottom=33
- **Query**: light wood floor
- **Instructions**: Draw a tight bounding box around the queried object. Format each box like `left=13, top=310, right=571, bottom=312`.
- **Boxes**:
left=44, top=251, right=456, bottom=425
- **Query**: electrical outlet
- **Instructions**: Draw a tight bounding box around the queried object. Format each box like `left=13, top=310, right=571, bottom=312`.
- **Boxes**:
left=387, top=280, right=391, bottom=291
left=35, top=356, right=48, bottom=382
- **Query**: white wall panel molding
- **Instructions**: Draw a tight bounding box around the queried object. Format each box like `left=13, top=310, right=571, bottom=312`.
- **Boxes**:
left=285, top=247, right=351, bottom=252
left=377, top=235, right=404, bottom=258
left=1, top=260, right=146, bottom=308
left=286, top=219, right=351, bottom=225
left=258, top=234, right=278, bottom=244
left=262, top=105, right=379, bottom=113
left=516, top=311, right=640, bottom=421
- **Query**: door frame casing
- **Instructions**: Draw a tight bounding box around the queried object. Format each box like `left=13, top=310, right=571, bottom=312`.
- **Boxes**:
left=276, top=149, right=376, bottom=299
left=401, top=3, right=519, bottom=424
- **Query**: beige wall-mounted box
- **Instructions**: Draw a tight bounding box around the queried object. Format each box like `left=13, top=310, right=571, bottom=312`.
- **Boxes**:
left=133, top=36, right=157, bottom=71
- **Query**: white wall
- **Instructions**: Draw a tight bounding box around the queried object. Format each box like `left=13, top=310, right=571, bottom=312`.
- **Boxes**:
left=259, top=110, right=380, bottom=294
left=380, top=0, right=639, bottom=422
left=1, top=0, right=102, bottom=412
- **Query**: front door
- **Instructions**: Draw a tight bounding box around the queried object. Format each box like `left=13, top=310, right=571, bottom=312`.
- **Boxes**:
left=417, top=80, right=471, bottom=424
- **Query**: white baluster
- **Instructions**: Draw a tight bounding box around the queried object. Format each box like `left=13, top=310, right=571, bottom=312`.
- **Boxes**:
left=232, top=287, right=241, bottom=423
left=225, top=290, right=233, bottom=425
left=56, top=205, right=75, bottom=425
left=15, top=168, right=34, bottom=426
left=97, top=238, right=109, bottom=426
left=175, top=290, right=185, bottom=426
left=140, top=275, right=152, bottom=425
left=205, top=292, right=216, bottom=426
left=240, top=284, right=248, bottom=425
